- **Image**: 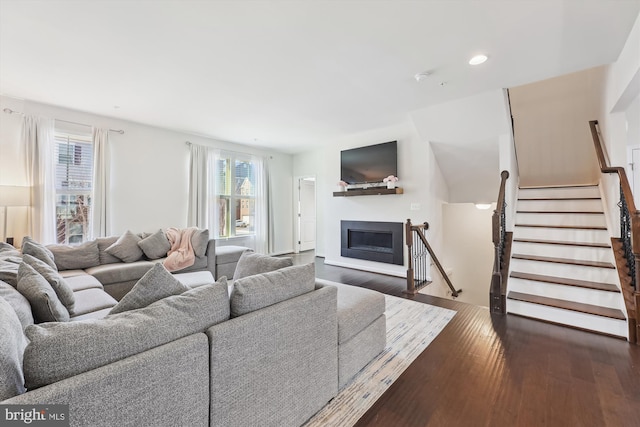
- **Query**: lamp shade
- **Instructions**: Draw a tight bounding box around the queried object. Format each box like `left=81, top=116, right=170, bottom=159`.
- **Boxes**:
left=0, top=186, right=31, bottom=207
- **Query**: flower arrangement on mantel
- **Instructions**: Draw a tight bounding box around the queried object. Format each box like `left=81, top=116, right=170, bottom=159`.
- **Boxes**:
left=337, top=180, right=348, bottom=191
left=383, top=175, right=399, bottom=189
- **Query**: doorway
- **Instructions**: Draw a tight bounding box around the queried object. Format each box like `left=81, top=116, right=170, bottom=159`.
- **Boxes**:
left=296, top=176, right=316, bottom=253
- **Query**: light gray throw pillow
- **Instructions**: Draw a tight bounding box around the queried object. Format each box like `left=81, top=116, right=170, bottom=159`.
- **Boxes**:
left=232, top=251, right=294, bottom=280
left=137, top=229, right=171, bottom=260
left=105, top=230, right=144, bottom=263
left=16, top=262, right=70, bottom=323
left=96, top=236, right=121, bottom=264
left=191, top=228, right=209, bottom=258
left=22, top=254, right=75, bottom=314
left=109, top=263, right=190, bottom=314
left=47, top=240, right=100, bottom=271
left=0, top=255, right=21, bottom=287
left=23, top=280, right=230, bottom=389
left=231, top=263, right=315, bottom=317
left=0, top=281, right=34, bottom=329
left=0, top=297, right=28, bottom=400
left=21, top=238, right=56, bottom=270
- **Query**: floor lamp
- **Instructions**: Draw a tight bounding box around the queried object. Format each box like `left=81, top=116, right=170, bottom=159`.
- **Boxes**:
left=0, top=185, right=30, bottom=245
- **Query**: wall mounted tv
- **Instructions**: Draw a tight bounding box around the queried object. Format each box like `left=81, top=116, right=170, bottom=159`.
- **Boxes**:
left=340, top=141, right=398, bottom=185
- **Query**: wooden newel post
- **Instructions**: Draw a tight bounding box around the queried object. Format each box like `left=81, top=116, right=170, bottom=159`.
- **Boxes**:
left=406, top=219, right=415, bottom=294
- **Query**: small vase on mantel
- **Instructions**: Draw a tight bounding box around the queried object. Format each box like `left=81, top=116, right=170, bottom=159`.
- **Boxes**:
left=337, top=180, right=348, bottom=192
left=383, top=175, right=398, bottom=190
left=386, top=181, right=396, bottom=190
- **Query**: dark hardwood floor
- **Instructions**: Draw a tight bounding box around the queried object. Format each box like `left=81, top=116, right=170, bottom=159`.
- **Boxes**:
left=288, top=251, right=640, bottom=427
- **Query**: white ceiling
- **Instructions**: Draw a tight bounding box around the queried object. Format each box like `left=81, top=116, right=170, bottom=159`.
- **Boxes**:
left=1, top=0, right=639, bottom=154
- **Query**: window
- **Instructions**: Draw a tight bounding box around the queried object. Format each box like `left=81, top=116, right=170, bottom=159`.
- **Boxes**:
left=54, top=131, right=93, bottom=244
left=214, top=153, right=257, bottom=238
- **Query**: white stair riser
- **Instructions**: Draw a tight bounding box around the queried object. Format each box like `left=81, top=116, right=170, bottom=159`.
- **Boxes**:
left=516, top=212, right=606, bottom=227
left=518, top=186, right=600, bottom=199
left=513, top=226, right=610, bottom=244
left=517, top=199, right=603, bottom=212
left=508, top=278, right=622, bottom=309
left=506, top=299, right=627, bottom=338
left=511, top=242, right=613, bottom=263
left=510, top=259, right=618, bottom=283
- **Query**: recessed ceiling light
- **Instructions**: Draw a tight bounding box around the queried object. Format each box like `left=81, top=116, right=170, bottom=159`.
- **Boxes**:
left=475, top=203, right=492, bottom=210
left=414, top=71, right=431, bottom=82
left=469, top=54, right=488, bottom=65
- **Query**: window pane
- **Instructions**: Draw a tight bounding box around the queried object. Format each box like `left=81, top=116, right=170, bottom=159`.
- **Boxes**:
left=216, top=158, right=229, bottom=195
left=235, top=197, right=255, bottom=235
left=234, top=160, right=255, bottom=196
left=55, top=134, right=93, bottom=244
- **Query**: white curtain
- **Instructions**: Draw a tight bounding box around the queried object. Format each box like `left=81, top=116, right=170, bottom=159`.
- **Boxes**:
left=91, top=128, right=110, bottom=239
left=208, top=148, right=222, bottom=238
left=23, top=115, right=56, bottom=244
left=188, top=143, right=210, bottom=229
left=253, top=155, right=272, bottom=254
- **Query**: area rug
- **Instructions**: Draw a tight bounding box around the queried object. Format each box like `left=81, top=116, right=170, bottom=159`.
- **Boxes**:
left=304, top=295, right=456, bottom=427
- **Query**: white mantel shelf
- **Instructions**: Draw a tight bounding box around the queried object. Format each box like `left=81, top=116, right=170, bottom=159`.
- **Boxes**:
left=333, top=188, right=404, bottom=197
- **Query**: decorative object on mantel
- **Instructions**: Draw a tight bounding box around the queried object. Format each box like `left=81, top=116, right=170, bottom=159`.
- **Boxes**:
left=383, top=175, right=399, bottom=189
left=337, top=180, right=348, bottom=192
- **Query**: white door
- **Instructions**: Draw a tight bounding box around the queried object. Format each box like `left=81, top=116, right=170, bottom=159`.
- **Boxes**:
left=298, top=177, right=316, bottom=252
left=633, top=148, right=640, bottom=208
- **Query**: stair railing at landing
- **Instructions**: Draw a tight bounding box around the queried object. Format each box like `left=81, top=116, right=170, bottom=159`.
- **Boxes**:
left=590, top=119, right=640, bottom=344
left=404, top=219, right=461, bottom=297
left=490, top=170, right=513, bottom=314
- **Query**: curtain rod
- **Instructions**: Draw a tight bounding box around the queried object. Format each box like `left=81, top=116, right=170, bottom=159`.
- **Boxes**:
left=3, top=108, right=125, bottom=134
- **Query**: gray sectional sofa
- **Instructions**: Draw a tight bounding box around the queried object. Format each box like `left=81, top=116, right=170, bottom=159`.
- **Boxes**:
left=0, top=240, right=387, bottom=427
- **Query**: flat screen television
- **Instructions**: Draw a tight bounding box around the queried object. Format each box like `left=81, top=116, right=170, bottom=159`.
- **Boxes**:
left=340, top=141, right=397, bottom=185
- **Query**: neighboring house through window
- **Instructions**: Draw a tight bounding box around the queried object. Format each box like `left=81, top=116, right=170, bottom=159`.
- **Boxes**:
left=214, top=152, right=256, bottom=238
left=54, top=130, right=93, bottom=244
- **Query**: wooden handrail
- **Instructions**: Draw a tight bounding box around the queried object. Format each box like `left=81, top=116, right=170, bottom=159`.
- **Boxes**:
left=590, top=119, right=640, bottom=344
left=405, top=219, right=461, bottom=297
left=490, top=170, right=511, bottom=314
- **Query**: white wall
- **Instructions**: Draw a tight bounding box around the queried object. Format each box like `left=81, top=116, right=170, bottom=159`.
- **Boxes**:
left=293, top=120, right=449, bottom=277
left=0, top=95, right=294, bottom=254
left=442, top=203, right=495, bottom=307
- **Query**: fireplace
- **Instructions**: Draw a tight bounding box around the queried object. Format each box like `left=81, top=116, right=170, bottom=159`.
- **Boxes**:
left=341, top=220, right=404, bottom=265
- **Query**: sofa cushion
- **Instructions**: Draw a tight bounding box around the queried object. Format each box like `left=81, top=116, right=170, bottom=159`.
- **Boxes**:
left=69, top=307, right=112, bottom=321
left=138, top=229, right=171, bottom=260
left=0, top=297, right=28, bottom=400
left=72, top=288, right=118, bottom=316
left=63, top=274, right=104, bottom=292
left=0, top=255, right=21, bottom=287
left=233, top=251, right=293, bottom=280
left=23, top=280, right=230, bottom=389
left=47, top=240, right=100, bottom=271
left=231, top=263, right=315, bottom=317
left=16, top=262, right=70, bottom=323
left=22, top=254, right=75, bottom=314
left=109, top=263, right=189, bottom=314
left=21, top=238, right=56, bottom=270
left=96, top=236, right=121, bottom=264
left=192, top=228, right=209, bottom=258
left=85, top=261, right=155, bottom=285
left=0, top=280, right=34, bottom=329
left=216, top=245, right=251, bottom=265
left=105, top=230, right=144, bottom=263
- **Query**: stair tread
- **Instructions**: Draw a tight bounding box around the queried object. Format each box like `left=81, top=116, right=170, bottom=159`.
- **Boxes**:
left=513, top=238, right=611, bottom=248
left=518, top=197, right=601, bottom=201
left=507, top=291, right=626, bottom=320
left=517, top=210, right=604, bottom=214
left=512, top=253, right=615, bottom=269
left=515, top=223, right=607, bottom=230
left=510, top=271, right=620, bottom=292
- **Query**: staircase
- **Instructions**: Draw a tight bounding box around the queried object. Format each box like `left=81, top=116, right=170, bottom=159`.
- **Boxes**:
left=506, top=185, right=628, bottom=339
